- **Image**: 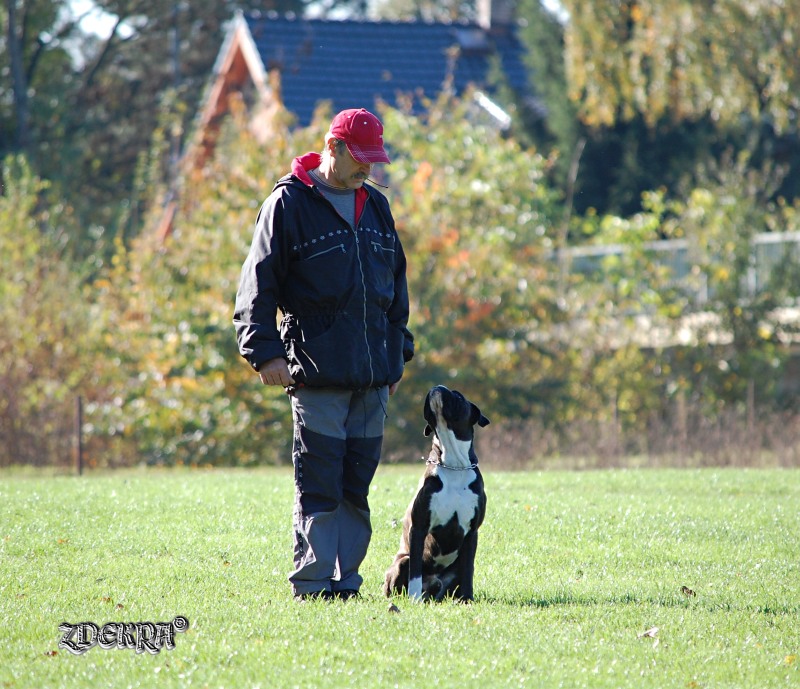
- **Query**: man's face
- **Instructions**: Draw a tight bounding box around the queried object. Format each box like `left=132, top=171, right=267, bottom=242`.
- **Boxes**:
left=329, top=143, right=374, bottom=189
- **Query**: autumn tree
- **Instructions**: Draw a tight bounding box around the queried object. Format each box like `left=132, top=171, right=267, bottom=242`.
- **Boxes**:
left=0, top=0, right=344, bottom=257
left=558, top=0, right=800, bottom=208
left=0, top=156, right=94, bottom=467
left=562, top=0, right=799, bottom=131
left=376, top=93, right=570, bottom=450
left=82, top=94, right=569, bottom=465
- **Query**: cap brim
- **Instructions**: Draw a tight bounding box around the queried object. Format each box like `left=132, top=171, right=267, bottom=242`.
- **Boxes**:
left=347, top=143, right=391, bottom=164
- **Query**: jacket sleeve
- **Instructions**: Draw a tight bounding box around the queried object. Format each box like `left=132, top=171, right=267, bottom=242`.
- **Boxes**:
left=233, top=194, right=291, bottom=371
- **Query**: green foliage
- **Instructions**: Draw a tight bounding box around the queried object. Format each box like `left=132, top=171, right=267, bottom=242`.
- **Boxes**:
left=3, top=24, right=800, bottom=471
left=516, top=0, right=581, bottom=166
left=85, top=101, right=331, bottom=466
left=10, top=90, right=797, bottom=467
left=369, top=0, right=474, bottom=21
left=664, top=157, right=800, bottom=410
left=0, top=155, right=94, bottom=466
left=378, top=95, right=567, bottom=437
left=566, top=160, right=800, bottom=444
left=561, top=0, right=800, bottom=133
left=0, top=1, right=310, bottom=258
left=82, top=94, right=573, bottom=465
left=514, top=1, right=800, bottom=217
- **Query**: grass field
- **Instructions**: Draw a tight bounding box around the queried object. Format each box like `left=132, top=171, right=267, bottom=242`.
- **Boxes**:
left=1, top=465, right=798, bottom=688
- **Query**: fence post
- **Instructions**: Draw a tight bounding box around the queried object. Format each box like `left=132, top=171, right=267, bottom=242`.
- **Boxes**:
left=74, top=396, right=83, bottom=476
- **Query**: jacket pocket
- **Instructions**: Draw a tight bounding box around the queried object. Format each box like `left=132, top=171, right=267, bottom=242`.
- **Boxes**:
left=286, top=317, right=372, bottom=388
left=306, top=243, right=346, bottom=261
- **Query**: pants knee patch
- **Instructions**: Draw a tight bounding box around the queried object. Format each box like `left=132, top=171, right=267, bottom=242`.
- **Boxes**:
left=294, top=425, right=346, bottom=514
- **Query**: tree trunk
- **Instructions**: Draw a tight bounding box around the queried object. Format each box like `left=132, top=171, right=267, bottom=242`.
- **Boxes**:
left=6, top=0, right=31, bottom=150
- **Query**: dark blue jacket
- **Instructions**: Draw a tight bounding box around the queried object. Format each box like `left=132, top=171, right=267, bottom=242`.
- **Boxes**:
left=234, top=153, right=414, bottom=389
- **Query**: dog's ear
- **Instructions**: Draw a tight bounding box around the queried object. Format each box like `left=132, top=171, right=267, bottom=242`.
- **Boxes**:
left=424, top=424, right=433, bottom=436
left=470, top=403, right=490, bottom=428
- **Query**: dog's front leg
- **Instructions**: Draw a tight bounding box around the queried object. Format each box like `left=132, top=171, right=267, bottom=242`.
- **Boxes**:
left=455, top=529, right=479, bottom=602
left=407, top=525, right=426, bottom=601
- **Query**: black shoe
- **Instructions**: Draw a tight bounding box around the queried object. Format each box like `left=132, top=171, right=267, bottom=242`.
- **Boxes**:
left=294, top=590, right=332, bottom=602
left=332, top=589, right=360, bottom=601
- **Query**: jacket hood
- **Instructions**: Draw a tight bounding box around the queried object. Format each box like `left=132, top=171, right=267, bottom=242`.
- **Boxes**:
left=289, top=152, right=322, bottom=187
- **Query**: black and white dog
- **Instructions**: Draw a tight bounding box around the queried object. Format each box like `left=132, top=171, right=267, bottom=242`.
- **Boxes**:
left=383, top=385, right=489, bottom=602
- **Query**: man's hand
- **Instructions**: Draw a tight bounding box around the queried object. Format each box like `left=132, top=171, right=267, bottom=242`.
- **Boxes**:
left=389, top=379, right=401, bottom=396
left=258, top=358, right=295, bottom=387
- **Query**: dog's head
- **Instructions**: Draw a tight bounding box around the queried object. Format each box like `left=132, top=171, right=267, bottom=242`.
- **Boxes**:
left=423, top=385, right=490, bottom=442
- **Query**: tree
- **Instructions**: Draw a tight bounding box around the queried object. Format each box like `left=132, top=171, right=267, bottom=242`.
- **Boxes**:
left=86, top=100, right=316, bottom=466
left=0, top=155, right=94, bottom=467
left=378, top=92, right=569, bottom=445
left=4, top=0, right=30, bottom=149
left=669, top=156, right=800, bottom=415
left=0, top=1, right=317, bottom=257
left=561, top=0, right=800, bottom=133
left=567, top=157, right=800, bottom=453
left=83, top=93, right=569, bottom=465
left=369, top=0, right=473, bottom=21
left=514, top=0, right=791, bottom=218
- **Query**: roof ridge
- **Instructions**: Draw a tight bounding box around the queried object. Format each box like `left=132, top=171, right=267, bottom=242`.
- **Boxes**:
left=243, top=10, right=482, bottom=29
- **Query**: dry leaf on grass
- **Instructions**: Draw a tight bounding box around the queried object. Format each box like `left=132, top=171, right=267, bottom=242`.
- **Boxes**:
left=638, top=626, right=659, bottom=639
left=637, top=626, right=660, bottom=649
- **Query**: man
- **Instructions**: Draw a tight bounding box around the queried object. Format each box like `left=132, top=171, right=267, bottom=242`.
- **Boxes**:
left=234, top=108, right=414, bottom=601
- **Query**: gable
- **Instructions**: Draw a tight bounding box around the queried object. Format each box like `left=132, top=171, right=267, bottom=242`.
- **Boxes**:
left=243, top=11, right=530, bottom=126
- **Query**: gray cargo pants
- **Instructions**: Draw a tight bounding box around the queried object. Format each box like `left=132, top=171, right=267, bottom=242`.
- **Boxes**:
left=289, top=386, right=389, bottom=596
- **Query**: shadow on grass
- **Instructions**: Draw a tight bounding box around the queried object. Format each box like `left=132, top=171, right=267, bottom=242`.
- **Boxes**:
left=479, top=592, right=800, bottom=616
left=480, top=591, right=685, bottom=609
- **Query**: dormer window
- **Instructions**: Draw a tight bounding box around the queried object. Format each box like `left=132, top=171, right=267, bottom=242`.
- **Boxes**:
left=453, top=27, right=491, bottom=54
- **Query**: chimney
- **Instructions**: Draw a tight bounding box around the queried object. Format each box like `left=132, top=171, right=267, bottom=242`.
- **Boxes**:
left=477, top=0, right=515, bottom=31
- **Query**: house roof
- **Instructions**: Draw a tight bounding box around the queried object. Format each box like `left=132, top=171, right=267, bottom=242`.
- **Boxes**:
left=156, top=9, right=533, bottom=238
left=242, top=10, right=531, bottom=125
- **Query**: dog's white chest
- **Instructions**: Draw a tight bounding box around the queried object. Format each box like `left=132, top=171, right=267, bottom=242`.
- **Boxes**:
left=429, top=469, right=479, bottom=533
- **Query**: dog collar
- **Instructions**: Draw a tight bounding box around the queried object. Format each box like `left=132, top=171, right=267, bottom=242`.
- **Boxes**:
left=426, top=457, right=478, bottom=471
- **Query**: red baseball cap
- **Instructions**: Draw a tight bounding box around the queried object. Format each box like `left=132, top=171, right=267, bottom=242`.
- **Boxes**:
left=328, top=108, right=391, bottom=164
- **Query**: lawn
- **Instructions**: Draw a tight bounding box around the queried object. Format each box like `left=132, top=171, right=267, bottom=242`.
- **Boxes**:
left=1, top=466, right=798, bottom=688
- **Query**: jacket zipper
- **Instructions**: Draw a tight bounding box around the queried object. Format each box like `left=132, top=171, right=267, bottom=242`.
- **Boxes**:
left=353, top=227, right=375, bottom=388
left=314, top=186, right=376, bottom=388
left=371, top=241, right=395, bottom=254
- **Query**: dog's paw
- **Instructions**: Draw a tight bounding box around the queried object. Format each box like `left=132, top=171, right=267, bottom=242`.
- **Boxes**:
left=408, top=577, right=423, bottom=601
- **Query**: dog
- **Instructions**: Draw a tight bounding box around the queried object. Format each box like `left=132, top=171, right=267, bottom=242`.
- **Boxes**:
left=383, top=385, right=489, bottom=602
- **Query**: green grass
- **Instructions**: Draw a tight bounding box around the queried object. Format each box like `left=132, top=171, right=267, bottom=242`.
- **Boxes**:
left=1, top=466, right=798, bottom=688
